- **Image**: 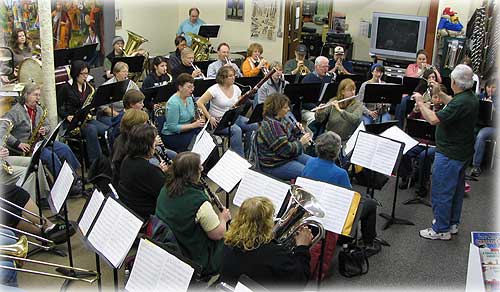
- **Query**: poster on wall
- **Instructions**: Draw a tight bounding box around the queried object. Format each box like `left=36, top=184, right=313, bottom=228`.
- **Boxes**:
left=1, top=0, right=40, bottom=47
left=226, top=0, right=244, bottom=21
left=250, top=0, right=278, bottom=41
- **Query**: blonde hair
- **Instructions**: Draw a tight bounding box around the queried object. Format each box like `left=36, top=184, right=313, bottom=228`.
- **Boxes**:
left=224, top=197, right=275, bottom=251
left=335, top=78, right=356, bottom=105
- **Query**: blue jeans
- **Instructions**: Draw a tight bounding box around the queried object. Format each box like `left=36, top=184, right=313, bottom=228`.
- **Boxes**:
left=214, top=116, right=258, bottom=157
left=40, top=141, right=81, bottom=176
left=0, top=229, right=18, bottom=287
left=431, top=152, right=467, bottom=233
left=362, top=112, right=391, bottom=125
left=82, top=119, right=109, bottom=163
left=261, top=153, right=312, bottom=181
left=395, top=95, right=412, bottom=129
left=473, top=127, right=495, bottom=167
left=161, top=128, right=200, bottom=153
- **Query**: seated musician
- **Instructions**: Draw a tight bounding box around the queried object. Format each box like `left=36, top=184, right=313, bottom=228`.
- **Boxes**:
left=170, top=48, right=204, bottom=80
left=315, top=78, right=363, bottom=141
left=405, top=49, right=442, bottom=82
left=301, top=56, right=334, bottom=125
left=108, top=89, right=145, bottom=145
left=301, top=131, right=381, bottom=280
left=58, top=60, right=108, bottom=163
left=241, top=42, right=269, bottom=78
left=220, top=196, right=311, bottom=289
left=197, top=66, right=258, bottom=157
left=4, top=83, right=81, bottom=180
left=104, top=36, right=125, bottom=79
left=257, top=93, right=312, bottom=181
left=116, top=124, right=168, bottom=220
left=357, top=64, right=391, bottom=125
left=207, top=42, right=243, bottom=78
left=10, top=28, right=33, bottom=68
left=142, top=56, right=171, bottom=111
left=160, top=73, right=205, bottom=152
left=98, top=61, right=140, bottom=126
left=0, top=229, right=19, bottom=287
left=328, top=46, right=353, bottom=75
left=156, top=151, right=231, bottom=278
left=255, top=61, right=288, bottom=106
left=168, top=35, right=187, bottom=74
left=470, top=78, right=497, bottom=177
left=284, top=44, right=314, bottom=75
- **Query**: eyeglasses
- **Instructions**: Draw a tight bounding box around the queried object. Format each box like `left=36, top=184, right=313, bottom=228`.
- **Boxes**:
left=80, top=71, right=89, bottom=76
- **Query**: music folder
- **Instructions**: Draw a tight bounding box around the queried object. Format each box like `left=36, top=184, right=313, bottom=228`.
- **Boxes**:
left=284, top=83, right=323, bottom=121
left=350, top=130, right=405, bottom=177
left=112, top=55, right=145, bottom=73
left=364, top=83, right=404, bottom=105
left=478, top=100, right=495, bottom=127
left=295, top=177, right=361, bottom=237
left=77, top=189, right=105, bottom=237
left=318, top=82, right=339, bottom=103
left=198, top=24, right=221, bottom=38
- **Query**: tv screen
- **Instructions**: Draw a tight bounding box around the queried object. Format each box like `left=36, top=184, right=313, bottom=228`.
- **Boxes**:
left=376, top=18, right=420, bottom=53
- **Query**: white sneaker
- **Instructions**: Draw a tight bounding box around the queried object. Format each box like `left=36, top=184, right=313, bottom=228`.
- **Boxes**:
left=419, top=227, right=451, bottom=240
left=450, top=224, right=459, bottom=235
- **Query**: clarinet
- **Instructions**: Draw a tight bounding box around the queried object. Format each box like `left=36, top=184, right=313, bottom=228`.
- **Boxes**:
left=200, top=176, right=224, bottom=212
left=286, top=114, right=315, bottom=147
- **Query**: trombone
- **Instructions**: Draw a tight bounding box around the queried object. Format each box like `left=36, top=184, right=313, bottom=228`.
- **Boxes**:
left=0, top=230, right=52, bottom=250
left=0, top=224, right=54, bottom=248
left=0, top=236, right=99, bottom=284
left=0, top=197, right=47, bottom=228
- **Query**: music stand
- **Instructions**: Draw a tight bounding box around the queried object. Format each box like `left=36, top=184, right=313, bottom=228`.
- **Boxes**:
left=53, top=44, right=98, bottom=67
left=198, top=24, right=220, bottom=38
left=402, top=76, right=421, bottom=95
left=92, top=79, right=129, bottom=108
left=403, top=118, right=435, bottom=207
left=478, top=100, right=495, bottom=127
left=193, top=78, right=217, bottom=97
left=213, top=107, right=243, bottom=150
left=248, top=103, right=264, bottom=124
left=284, top=83, right=322, bottom=122
left=284, top=73, right=304, bottom=84
left=142, top=83, right=176, bottom=104
left=319, top=82, right=339, bottom=103
left=365, top=120, right=399, bottom=135
left=235, top=76, right=261, bottom=88
left=111, top=56, right=145, bottom=73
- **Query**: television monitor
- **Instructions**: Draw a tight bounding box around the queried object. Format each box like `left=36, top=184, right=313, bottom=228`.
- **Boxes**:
left=370, top=12, right=427, bottom=61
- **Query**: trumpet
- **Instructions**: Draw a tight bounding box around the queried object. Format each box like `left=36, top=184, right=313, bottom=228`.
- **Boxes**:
left=224, top=57, right=232, bottom=66
left=311, top=95, right=358, bottom=112
left=190, top=62, right=206, bottom=79
left=296, top=61, right=310, bottom=75
left=257, top=56, right=270, bottom=75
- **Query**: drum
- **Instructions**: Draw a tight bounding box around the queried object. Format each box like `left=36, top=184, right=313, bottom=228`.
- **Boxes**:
left=18, top=58, right=43, bottom=84
left=55, top=65, right=70, bottom=86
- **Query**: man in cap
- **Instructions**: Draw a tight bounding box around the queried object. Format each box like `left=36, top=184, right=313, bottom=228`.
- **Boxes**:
left=104, top=36, right=125, bottom=79
left=284, top=44, right=315, bottom=75
left=328, top=46, right=353, bottom=75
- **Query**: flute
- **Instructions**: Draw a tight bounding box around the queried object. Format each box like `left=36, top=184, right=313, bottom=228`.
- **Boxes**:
left=311, top=95, right=358, bottom=112
left=191, top=62, right=206, bottom=79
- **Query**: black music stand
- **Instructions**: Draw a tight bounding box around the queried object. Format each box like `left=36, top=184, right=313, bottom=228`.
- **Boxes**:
left=403, top=118, right=435, bottom=207
left=248, top=103, right=264, bottom=124
left=111, top=55, right=145, bottom=73
left=284, top=83, right=322, bottom=122
left=364, top=83, right=404, bottom=123
left=235, top=76, right=261, bottom=88
left=402, top=76, right=421, bottom=95
left=54, top=44, right=98, bottom=67
left=93, top=79, right=129, bottom=108
left=318, top=82, right=339, bottom=103
left=478, top=100, right=495, bottom=127
left=193, top=78, right=217, bottom=97
left=142, top=83, right=176, bottom=104
left=213, top=107, right=243, bottom=150
left=198, top=24, right=220, bottom=39
left=365, top=120, right=399, bottom=135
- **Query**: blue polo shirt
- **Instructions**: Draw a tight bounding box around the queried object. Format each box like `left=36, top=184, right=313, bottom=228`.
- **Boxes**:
left=177, top=18, right=206, bottom=46
left=302, top=157, right=351, bottom=189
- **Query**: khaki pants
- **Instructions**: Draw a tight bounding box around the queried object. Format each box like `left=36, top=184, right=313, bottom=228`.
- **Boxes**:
left=1, top=156, right=50, bottom=201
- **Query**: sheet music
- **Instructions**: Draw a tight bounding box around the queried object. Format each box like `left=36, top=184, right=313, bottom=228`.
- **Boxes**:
left=235, top=282, right=254, bottom=292
left=295, top=177, right=355, bottom=234
left=50, top=161, right=74, bottom=213
left=195, top=122, right=209, bottom=143
left=191, top=130, right=216, bottom=164
left=125, top=239, right=194, bottom=292
left=380, top=126, right=418, bottom=155
left=207, top=150, right=251, bottom=193
left=87, top=198, right=143, bottom=268
left=343, top=122, right=365, bottom=155
left=234, top=169, right=290, bottom=211
left=78, top=189, right=105, bottom=236
left=351, top=131, right=402, bottom=176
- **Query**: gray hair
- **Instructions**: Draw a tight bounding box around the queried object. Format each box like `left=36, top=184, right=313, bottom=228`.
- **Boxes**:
left=450, top=64, right=474, bottom=90
left=315, top=131, right=342, bottom=161
left=315, top=56, right=329, bottom=66
left=19, top=82, right=41, bottom=105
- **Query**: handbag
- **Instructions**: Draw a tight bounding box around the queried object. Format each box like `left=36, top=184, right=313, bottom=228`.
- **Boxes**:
left=338, top=244, right=369, bottom=277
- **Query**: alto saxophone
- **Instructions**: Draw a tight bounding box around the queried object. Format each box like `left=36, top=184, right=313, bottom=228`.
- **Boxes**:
left=0, top=118, right=14, bottom=174
left=70, top=81, right=95, bottom=136
left=24, top=105, right=48, bottom=156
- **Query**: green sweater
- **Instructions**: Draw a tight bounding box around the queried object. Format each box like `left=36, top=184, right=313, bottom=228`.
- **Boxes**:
left=155, top=184, right=223, bottom=276
left=314, top=99, right=363, bottom=141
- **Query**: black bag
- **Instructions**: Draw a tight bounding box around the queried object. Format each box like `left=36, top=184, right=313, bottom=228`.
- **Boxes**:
left=338, top=245, right=369, bottom=277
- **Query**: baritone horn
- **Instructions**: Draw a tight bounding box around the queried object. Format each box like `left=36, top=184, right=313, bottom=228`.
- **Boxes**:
left=0, top=237, right=99, bottom=283
left=273, top=185, right=325, bottom=249
left=123, top=30, right=148, bottom=56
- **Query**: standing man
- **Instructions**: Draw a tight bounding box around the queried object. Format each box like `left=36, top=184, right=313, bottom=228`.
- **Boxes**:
left=284, top=44, right=314, bottom=75
left=414, top=64, right=478, bottom=240
left=207, top=42, right=242, bottom=78
left=177, top=8, right=206, bottom=47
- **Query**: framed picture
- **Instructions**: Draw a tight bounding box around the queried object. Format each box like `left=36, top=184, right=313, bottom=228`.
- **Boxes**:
left=226, top=0, right=244, bottom=21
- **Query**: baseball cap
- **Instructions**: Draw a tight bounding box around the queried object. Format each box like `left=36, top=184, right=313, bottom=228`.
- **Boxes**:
left=334, top=46, right=344, bottom=55
left=112, top=36, right=124, bottom=46
left=442, top=7, right=457, bottom=16
left=370, top=63, right=385, bottom=73
left=296, top=44, right=307, bottom=54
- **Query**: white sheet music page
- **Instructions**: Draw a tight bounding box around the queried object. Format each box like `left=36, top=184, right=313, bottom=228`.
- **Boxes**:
left=343, top=122, right=365, bottom=156
left=191, top=130, right=216, bottom=164
left=295, top=177, right=355, bottom=234
left=125, top=239, right=194, bottom=292
left=87, top=198, right=143, bottom=268
left=207, top=150, right=251, bottom=193
left=351, top=131, right=402, bottom=176
left=234, top=169, right=290, bottom=211
left=194, top=122, right=209, bottom=143
left=235, top=282, right=254, bottom=292
left=380, top=125, right=418, bottom=155
left=50, top=161, right=74, bottom=213
left=78, top=189, right=105, bottom=236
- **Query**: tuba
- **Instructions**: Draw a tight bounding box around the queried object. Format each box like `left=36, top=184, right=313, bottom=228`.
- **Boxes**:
left=273, top=185, right=325, bottom=249
left=187, top=32, right=211, bottom=61
left=0, top=118, right=14, bottom=174
left=123, top=30, right=148, bottom=56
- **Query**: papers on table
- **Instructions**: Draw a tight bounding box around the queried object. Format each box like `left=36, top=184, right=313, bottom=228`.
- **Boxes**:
left=343, top=122, right=365, bottom=156
left=207, top=150, right=251, bottom=193
left=295, top=177, right=359, bottom=235
left=125, top=239, right=194, bottom=292
left=49, top=161, right=75, bottom=213
left=380, top=125, right=418, bottom=155
left=351, top=131, right=404, bottom=176
left=234, top=169, right=290, bottom=211
left=191, top=129, right=216, bottom=164
left=77, top=189, right=105, bottom=236
left=87, top=197, right=143, bottom=268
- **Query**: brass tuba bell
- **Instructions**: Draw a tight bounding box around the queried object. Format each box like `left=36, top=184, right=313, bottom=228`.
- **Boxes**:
left=123, top=30, right=148, bottom=56
left=273, top=185, right=325, bottom=249
left=187, top=32, right=211, bottom=61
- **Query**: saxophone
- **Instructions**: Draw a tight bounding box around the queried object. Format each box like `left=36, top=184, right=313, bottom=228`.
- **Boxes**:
left=69, top=81, right=95, bottom=136
left=24, top=105, right=48, bottom=156
left=0, top=118, right=14, bottom=174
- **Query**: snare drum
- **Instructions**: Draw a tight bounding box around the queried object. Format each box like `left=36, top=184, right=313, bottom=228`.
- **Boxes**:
left=18, top=58, right=43, bottom=84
